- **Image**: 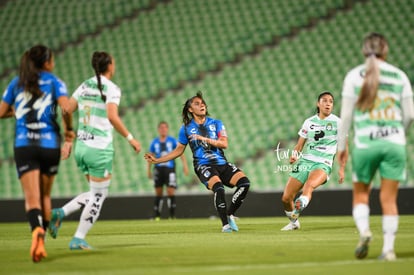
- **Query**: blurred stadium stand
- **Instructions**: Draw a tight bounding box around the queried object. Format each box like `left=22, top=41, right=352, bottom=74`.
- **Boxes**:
left=0, top=0, right=413, bottom=199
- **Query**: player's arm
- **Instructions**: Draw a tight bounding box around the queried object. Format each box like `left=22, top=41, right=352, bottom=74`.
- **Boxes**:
left=0, top=101, right=14, bottom=118
left=107, top=102, right=141, bottom=153
left=290, top=137, right=306, bottom=164
left=179, top=153, right=189, bottom=176
left=145, top=143, right=186, bottom=164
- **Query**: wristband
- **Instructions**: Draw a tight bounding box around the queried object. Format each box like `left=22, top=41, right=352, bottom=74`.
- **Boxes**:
left=126, top=133, right=133, bottom=141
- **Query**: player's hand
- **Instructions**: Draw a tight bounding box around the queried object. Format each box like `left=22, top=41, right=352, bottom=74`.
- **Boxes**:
left=338, top=166, right=345, bottom=184
left=129, top=139, right=141, bottom=153
left=61, top=141, right=72, bottom=160
left=144, top=153, right=156, bottom=164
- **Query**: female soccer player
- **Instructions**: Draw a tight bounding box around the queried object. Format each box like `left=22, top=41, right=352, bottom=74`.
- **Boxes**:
left=147, top=121, right=189, bottom=220
left=280, top=91, right=345, bottom=231
left=337, top=33, right=414, bottom=261
left=0, top=45, right=74, bottom=262
left=144, top=92, right=250, bottom=232
left=49, top=51, right=141, bottom=250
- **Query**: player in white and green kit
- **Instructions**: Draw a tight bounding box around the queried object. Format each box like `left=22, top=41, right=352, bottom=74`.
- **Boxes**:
left=49, top=52, right=141, bottom=250
left=337, top=33, right=414, bottom=261
left=280, top=91, right=345, bottom=231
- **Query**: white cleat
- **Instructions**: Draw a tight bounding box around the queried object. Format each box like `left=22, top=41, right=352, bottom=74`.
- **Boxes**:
left=280, top=220, right=300, bottom=231
left=378, top=251, right=396, bottom=261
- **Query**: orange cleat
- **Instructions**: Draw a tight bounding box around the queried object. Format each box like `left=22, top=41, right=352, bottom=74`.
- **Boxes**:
left=30, top=227, right=47, bottom=263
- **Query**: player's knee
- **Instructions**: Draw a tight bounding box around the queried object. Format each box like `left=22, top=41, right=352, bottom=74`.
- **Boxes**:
left=236, top=177, right=250, bottom=189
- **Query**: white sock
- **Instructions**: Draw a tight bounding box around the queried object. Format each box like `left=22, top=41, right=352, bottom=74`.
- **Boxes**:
left=298, top=195, right=310, bottom=208
left=353, top=203, right=370, bottom=235
left=284, top=210, right=297, bottom=223
left=62, top=192, right=91, bottom=216
left=74, top=180, right=109, bottom=239
left=382, top=215, right=398, bottom=253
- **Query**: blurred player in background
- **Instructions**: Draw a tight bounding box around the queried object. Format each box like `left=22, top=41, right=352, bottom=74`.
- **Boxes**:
left=49, top=51, right=141, bottom=250
left=280, top=91, right=345, bottom=231
left=145, top=92, right=250, bottom=233
left=337, top=32, right=414, bottom=261
left=0, top=45, right=74, bottom=262
left=147, top=121, right=189, bottom=220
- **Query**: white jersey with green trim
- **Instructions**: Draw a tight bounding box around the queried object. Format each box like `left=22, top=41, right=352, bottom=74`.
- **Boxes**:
left=342, top=60, right=413, bottom=148
left=72, top=75, right=121, bottom=150
left=298, top=114, right=340, bottom=168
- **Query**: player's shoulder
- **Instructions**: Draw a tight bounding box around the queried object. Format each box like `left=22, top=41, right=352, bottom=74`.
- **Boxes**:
left=327, top=113, right=341, bottom=122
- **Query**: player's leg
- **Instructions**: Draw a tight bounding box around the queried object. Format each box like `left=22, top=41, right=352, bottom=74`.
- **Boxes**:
left=50, top=175, right=91, bottom=239
left=293, top=167, right=328, bottom=217
left=353, top=182, right=372, bottom=259
left=378, top=178, right=399, bottom=261
left=15, top=147, right=47, bottom=262
left=377, top=144, right=405, bottom=261
left=153, top=186, right=163, bottom=220
left=207, top=176, right=230, bottom=232
left=280, top=176, right=302, bottom=231
left=167, top=171, right=177, bottom=219
left=70, top=178, right=110, bottom=250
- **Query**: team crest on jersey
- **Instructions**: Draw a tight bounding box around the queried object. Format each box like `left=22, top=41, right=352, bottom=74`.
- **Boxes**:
left=326, top=123, right=333, bottom=131
left=209, top=124, right=216, bottom=131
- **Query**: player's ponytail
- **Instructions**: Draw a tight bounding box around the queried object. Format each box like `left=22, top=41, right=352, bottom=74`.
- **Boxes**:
left=91, top=51, right=112, bottom=102
left=356, top=33, right=388, bottom=112
left=18, top=45, right=52, bottom=98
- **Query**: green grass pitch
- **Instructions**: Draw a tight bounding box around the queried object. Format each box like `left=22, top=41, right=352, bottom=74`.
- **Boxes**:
left=0, top=216, right=413, bottom=274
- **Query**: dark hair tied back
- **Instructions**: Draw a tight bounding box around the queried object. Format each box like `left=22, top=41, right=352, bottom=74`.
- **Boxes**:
left=91, top=51, right=112, bottom=102
left=18, top=45, right=53, bottom=98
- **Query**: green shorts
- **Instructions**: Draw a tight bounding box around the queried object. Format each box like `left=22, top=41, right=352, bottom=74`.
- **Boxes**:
left=289, top=158, right=331, bottom=184
left=74, top=142, right=114, bottom=178
left=351, top=143, right=406, bottom=184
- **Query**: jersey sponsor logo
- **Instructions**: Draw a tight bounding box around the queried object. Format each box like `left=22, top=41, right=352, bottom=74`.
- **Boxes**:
left=314, top=130, right=325, bottom=141
left=18, top=132, right=52, bottom=140
left=309, top=124, right=325, bottom=131
left=369, top=126, right=399, bottom=140
left=77, top=131, right=95, bottom=141
left=27, top=122, right=47, bottom=129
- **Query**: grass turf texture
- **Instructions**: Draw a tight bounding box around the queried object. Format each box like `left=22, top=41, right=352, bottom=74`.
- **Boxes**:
left=0, top=216, right=413, bottom=274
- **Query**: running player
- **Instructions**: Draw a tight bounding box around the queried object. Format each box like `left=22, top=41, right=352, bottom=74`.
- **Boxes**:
left=0, top=45, right=74, bottom=262
left=280, top=91, right=345, bottom=231
left=144, top=92, right=250, bottom=232
left=48, top=51, right=141, bottom=250
left=147, top=121, right=189, bottom=220
left=337, top=33, right=414, bottom=261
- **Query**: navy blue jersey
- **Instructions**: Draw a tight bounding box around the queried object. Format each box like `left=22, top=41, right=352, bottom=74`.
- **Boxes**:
left=178, top=117, right=227, bottom=166
left=149, top=136, right=178, bottom=168
left=2, top=71, right=68, bottom=148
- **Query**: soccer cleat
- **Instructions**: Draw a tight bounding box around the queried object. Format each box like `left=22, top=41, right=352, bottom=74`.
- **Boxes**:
left=31, top=227, right=47, bottom=263
left=280, top=220, right=300, bottom=231
left=228, top=215, right=239, bottom=232
left=221, top=224, right=233, bottom=233
left=49, top=208, right=65, bottom=239
left=69, top=237, right=93, bottom=250
left=378, top=251, right=396, bottom=261
left=355, top=230, right=372, bottom=259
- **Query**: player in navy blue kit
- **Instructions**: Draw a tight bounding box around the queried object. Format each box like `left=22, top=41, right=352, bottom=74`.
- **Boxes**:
left=0, top=45, right=74, bottom=262
left=147, top=121, right=189, bottom=220
left=145, top=92, right=250, bottom=232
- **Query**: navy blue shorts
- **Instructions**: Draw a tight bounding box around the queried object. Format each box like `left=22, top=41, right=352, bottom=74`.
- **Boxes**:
left=14, top=146, right=61, bottom=178
left=195, top=162, right=241, bottom=189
